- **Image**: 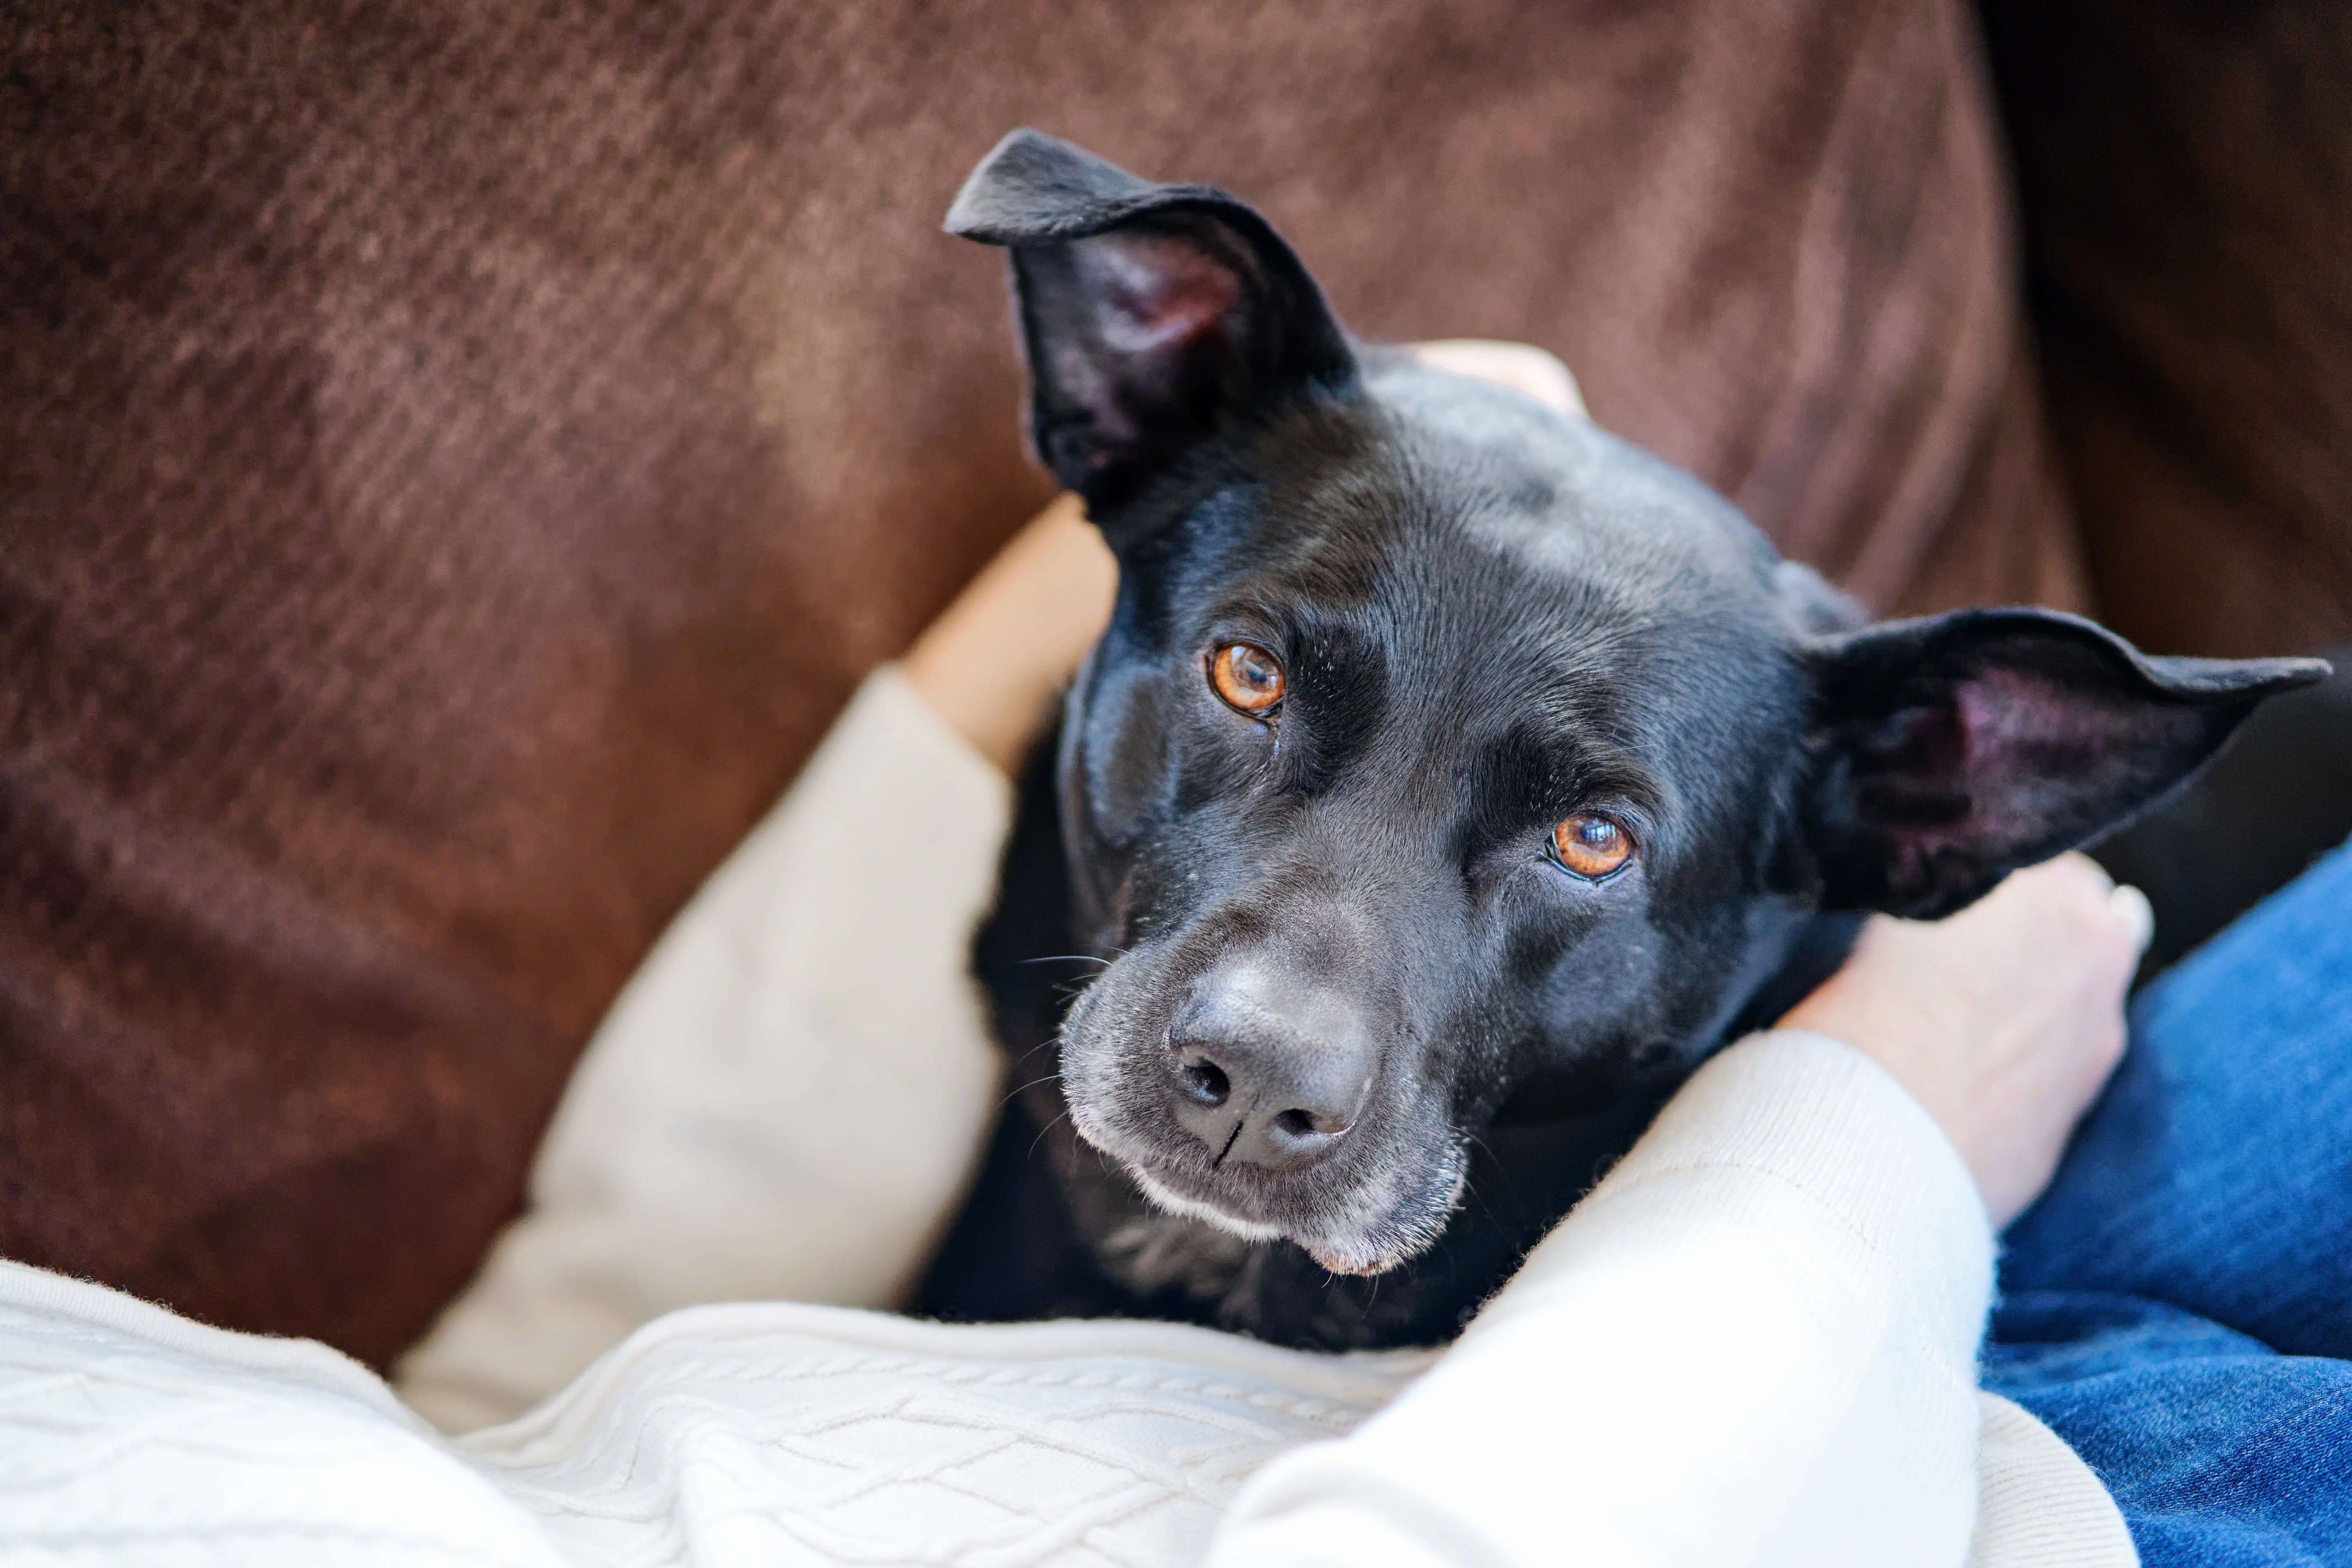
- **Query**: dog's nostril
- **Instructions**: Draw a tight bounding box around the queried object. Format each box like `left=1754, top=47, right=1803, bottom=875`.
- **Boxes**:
left=1179, top=1060, right=1231, bottom=1107
left=1273, top=1107, right=1344, bottom=1141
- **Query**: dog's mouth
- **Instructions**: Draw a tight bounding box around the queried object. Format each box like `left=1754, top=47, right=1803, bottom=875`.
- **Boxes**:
left=1067, top=1098, right=1471, bottom=1276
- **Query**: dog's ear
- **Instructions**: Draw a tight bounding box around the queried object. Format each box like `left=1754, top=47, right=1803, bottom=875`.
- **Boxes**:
left=1801, top=608, right=2329, bottom=919
left=948, top=129, right=1355, bottom=526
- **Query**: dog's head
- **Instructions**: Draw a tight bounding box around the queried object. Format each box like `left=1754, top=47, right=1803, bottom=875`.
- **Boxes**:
left=951, top=131, right=2327, bottom=1276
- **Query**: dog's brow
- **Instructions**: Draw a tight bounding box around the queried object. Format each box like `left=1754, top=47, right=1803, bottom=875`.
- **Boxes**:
left=1447, top=722, right=1663, bottom=867
left=1287, top=618, right=1388, bottom=794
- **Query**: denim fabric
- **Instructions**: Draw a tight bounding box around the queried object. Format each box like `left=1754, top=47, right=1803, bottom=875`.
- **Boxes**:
left=1984, top=840, right=2352, bottom=1566
left=1987, top=1295, right=2352, bottom=1566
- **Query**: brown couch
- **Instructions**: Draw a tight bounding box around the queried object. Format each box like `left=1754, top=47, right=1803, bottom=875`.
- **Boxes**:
left=3, top=0, right=2345, bottom=1368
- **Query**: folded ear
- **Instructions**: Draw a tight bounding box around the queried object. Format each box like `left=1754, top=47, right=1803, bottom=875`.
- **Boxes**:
left=1801, top=608, right=2330, bottom=918
left=947, top=129, right=1355, bottom=526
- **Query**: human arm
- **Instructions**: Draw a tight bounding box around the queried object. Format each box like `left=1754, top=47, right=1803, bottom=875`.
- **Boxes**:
left=1782, top=855, right=2149, bottom=1227
left=1208, top=858, right=2146, bottom=1568
left=902, top=491, right=1116, bottom=773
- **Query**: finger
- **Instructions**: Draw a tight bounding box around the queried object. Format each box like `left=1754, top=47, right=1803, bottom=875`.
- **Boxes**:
left=2110, top=883, right=2155, bottom=955
left=2064, top=852, right=2116, bottom=895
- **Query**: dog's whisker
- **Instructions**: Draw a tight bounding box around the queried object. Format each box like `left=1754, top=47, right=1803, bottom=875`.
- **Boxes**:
left=997, top=1070, right=1065, bottom=1111
left=1464, top=1134, right=1518, bottom=1216
left=1459, top=1175, right=1503, bottom=1231
left=1024, top=1107, right=1073, bottom=1163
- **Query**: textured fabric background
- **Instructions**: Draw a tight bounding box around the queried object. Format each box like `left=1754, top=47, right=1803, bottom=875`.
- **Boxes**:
left=0, top=0, right=2194, bottom=1364
left=1984, top=0, right=2352, bottom=660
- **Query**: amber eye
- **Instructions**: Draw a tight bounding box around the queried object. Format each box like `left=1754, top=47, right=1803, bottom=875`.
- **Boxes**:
left=1553, top=813, right=1634, bottom=880
left=1208, top=641, right=1285, bottom=715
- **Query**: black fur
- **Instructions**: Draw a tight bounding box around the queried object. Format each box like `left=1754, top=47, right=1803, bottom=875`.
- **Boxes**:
left=914, top=131, right=2330, bottom=1350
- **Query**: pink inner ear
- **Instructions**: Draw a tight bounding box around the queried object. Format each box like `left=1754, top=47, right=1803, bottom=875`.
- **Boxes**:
left=1957, top=666, right=2164, bottom=778
left=1946, top=664, right=2181, bottom=851
left=1073, top=233, right=1242, bottom=354
left=1941, top=671, right=2090, bottom=843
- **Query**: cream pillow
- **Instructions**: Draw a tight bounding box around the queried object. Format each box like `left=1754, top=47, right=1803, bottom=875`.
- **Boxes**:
left=397, top=668, right=1011, bottom=1431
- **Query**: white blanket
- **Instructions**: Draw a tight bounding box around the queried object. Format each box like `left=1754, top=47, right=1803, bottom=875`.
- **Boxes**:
left=0, top=1259, right=1425, bottom=1567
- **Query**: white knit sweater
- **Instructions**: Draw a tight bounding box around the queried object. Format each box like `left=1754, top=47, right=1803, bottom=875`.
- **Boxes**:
left=0, top=669, right=2136, bottom=1567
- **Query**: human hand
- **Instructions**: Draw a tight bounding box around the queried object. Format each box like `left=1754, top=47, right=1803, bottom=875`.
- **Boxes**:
left=1779, top=853, right=2153, bottom=1227
left=904, top=341, right=1584, bottom=773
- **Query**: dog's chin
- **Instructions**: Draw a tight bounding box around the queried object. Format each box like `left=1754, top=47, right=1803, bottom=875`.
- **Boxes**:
left=1076, top=1115, right=1471, bottom=1278
left=1123, top=1165, right=1285, bottom=1244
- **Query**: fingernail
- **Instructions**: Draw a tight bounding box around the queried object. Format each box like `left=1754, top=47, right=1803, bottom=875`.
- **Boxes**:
left=2110, top=883, right=2155, bottom=954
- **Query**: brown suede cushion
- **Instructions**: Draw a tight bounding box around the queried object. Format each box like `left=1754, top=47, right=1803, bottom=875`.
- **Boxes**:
left=1985, top=0, right=2352, bottom=658
left=0, top=0, right=2076, bottom=1367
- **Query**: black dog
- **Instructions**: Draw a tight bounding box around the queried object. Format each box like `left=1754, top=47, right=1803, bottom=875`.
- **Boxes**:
left=914, top=131, right=2330, bottom=1350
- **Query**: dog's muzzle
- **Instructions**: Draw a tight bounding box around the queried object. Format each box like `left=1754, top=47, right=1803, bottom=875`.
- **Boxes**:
left=1063, top=953, right=1466, bottom=1275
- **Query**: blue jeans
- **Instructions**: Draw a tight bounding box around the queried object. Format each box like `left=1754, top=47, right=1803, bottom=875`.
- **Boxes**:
left=1986, top=838, right=2352, bottom=1566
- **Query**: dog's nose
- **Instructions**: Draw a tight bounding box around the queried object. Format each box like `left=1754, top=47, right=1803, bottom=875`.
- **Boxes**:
left=1167, top=961, right=1377, bottom=1171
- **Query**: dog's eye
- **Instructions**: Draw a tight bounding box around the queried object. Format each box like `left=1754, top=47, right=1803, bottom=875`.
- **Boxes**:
left=1208, top=642, right=1285, bottom=715
left=1553, top=813, right=1634, bottom=880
